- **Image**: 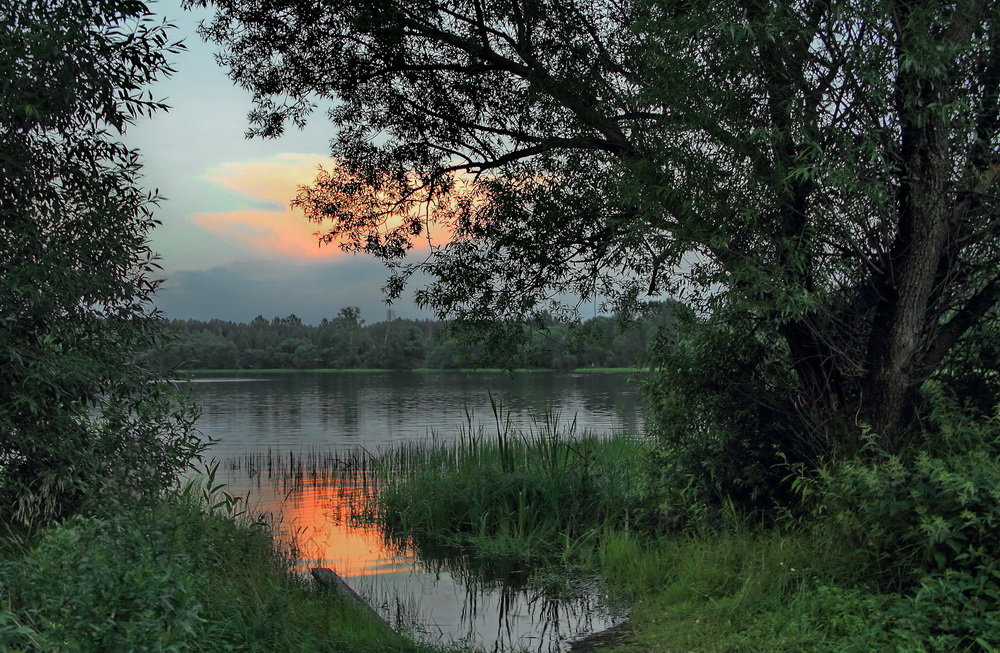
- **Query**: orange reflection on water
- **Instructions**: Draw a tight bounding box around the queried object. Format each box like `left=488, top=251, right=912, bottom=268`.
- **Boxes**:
left=232, top=467, right=416, bottom=578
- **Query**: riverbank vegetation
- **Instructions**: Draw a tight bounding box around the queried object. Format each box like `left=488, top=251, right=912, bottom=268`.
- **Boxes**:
left=6, top=0, right=1000, bottom=650
left=196, top=0, right=1000, bottom=645
left=371, top=395, right=1000, bottom=650
left=149, top=303, right=676, bottom=371
left=1, top=480, right=427, bottom=652
left=0, top=3, right=427, bottom=650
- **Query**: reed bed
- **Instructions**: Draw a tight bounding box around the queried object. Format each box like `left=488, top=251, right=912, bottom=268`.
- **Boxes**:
left=368, top=398, right=650, bottom=565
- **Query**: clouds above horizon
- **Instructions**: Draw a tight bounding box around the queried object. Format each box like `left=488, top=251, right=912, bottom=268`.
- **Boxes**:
left=192, top=153, right=341, bottom=261
left=154, top=258, right=427, bottom=324
left=123, top=0, right=437, bottom=322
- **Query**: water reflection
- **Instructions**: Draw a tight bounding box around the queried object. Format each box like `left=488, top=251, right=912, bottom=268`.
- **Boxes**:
left=194, top=372, right=640, bottom=652
left=192, top=371, right=644, bottom=459
left=228, top=451, right=415, bottom=577
left=356, top=568, right=623, bottom=652
left=222, top=451, right=626, bottom=652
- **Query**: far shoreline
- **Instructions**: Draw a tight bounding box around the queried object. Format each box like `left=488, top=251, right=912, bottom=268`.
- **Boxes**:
left=175, top=367, right=639, bottom=374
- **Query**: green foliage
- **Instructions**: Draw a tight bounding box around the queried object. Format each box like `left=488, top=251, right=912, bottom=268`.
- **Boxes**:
left=887, top=569, right=1000, bottom=651
left=0, top=0, right=202, bottom=523
left=365, top=387, right=1000, bottom=649
left=198, top=0, right=1000, bottom=457
left=1, top=511, right=204, bottom=651
left=599, top=531, right=891, bottom=651
left=375, top=426, right=897, bottom=651
left=0, top=490, right=427, bottom=652
left=798, top=394, right=1000, bottom=649
left=807, top=397, right=1000, bottom=584
left=640, top=309, right=801, bottom=524
left=150, top=302, right=677, bottom=371
left=372, top=412, right=648, bottom=565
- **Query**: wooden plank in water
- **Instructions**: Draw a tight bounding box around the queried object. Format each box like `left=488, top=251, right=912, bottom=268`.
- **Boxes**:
left=310, top=567, right=394, bottom=631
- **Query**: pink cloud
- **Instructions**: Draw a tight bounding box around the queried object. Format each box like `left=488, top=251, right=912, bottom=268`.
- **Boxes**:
left=193, top=153, right=342, bottom=260
left=193, top=153, right=460, bottom=261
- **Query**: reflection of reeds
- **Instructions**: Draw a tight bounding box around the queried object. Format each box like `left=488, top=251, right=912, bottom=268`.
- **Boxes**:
left=226, top=448, right=377, bottom=517
left=219, top=448, right=407, bottom=577
left=350, top=568, right=625, bottom=653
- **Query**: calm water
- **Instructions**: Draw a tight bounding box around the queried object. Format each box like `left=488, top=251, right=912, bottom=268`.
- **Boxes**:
left=189, top=371, right=643, bottom=652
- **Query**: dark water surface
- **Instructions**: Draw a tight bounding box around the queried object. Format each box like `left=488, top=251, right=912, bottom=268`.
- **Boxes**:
left=189, top=371, right=642, bottom=652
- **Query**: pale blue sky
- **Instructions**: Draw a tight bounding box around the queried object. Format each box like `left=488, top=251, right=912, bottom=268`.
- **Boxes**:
left=127, top=0, right=426, bottom=323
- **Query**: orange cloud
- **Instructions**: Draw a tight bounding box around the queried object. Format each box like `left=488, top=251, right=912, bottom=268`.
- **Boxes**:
left=194, top=153, right=340, bottom=260
left=193, top=153, right=458, bottom=261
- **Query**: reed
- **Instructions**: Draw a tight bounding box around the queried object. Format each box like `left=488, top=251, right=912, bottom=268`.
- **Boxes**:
left=369, top=397, right=649, bottom=565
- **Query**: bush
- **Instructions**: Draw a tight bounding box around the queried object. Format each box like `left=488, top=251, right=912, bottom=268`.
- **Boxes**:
left=802, top=394, right=1000, bottom=649
left=0, top=509, right=205, bottom=651
left=640, top=309, right=800, bottom=526
left=809, top=398, right=999, bottom=583
left=887, top=569, right=1000, bottom=650
left=0, top=491, right=424, bottom=652
left=1, top=0, right=203, bottom=525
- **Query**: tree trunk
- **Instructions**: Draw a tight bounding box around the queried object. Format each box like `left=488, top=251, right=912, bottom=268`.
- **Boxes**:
left=863, top=0, right=956, bottom=445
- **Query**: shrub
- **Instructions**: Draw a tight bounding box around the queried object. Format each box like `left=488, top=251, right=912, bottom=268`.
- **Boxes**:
left=640, top=309, right=800, bottom=526
left=887, top=569, right=1000, bottom=650
left=0, top=509, right=205, bottom=651
left=802, top=394, right=1000, bottom=649
left=808, top=398, right=999, bottom=584
left=1, top=0, right=203, bottom=525
left=0, top=491, right=423, bottom=652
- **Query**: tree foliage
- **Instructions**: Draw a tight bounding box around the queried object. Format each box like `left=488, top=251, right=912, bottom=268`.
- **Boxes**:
left=195, top=0, right=999, bottom=459
left=0, top=0, right=201, bottom=523
left=150, top=304, right=675, bottom=370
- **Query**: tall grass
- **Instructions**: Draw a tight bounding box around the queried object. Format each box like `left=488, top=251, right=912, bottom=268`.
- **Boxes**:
left=370, top=398, right=649, bottom=567
left=365, top=401, right=909, bottom=651
left=596, top=527, right=892, bottom=652
left=0, top=470, right=431, bottom=652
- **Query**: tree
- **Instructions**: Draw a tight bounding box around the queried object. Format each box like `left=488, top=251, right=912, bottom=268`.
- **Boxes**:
left=197, top=0, right=998, bottom=460
left=0, top=0, right=201, bottom=522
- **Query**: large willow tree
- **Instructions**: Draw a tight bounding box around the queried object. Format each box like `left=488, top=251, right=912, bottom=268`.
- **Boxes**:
left=1, top=0, right=201, bottom=523
left=196, top=0, right=998, bottom=460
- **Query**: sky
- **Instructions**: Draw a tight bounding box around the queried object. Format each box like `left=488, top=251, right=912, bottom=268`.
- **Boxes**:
left=126, top=0, right=427, bottom=324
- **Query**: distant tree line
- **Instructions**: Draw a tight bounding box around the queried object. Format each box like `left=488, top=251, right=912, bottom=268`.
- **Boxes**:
left=149, top=303, right=679, bottom=371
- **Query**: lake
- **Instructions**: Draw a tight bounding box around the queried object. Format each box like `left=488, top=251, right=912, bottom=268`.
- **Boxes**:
left=189, top=371, right=644, bottom=652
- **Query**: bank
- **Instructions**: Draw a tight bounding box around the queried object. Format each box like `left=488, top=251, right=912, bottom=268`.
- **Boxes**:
left=0, top=485, right=432, bottom=652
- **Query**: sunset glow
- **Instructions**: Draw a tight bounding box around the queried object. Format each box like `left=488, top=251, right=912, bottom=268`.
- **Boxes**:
left=193, top=153, right=457, bottom=262
left=193, top=153, right=343, bottom=260
left=235, top=470, right=415, bottom=578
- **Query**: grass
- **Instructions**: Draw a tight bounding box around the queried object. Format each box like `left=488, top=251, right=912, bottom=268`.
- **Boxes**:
left=179, top=367, right=636, bottom=374
left=369, top=401, right=648, bottom=568
left=365, top=411, right=907, bottom=651
left=410, top=367, right=557, bottom=372
left=0, top=476, right=433, bottom=652
left=179, top=368, right=393, bottom=374
left=573, top=367, right=637, bottom=373
left=594, top=529, right=892, bottom=651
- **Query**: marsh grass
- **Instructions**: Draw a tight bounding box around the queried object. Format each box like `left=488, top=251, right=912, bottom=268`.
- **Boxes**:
left=181, top=367, right=637, bottom=374
left=370, top=398, right=649, bottom=569
left=214, top=444, right=628, bottom=650
left=182, top=368, right=394, bottom=374
left=364, top=401, right=903, bottom=651
left=593, top=524, right=892, bottom=651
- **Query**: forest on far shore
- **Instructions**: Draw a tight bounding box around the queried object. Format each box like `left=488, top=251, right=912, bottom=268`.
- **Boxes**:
left=149, top=302, right=679, bottom=371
